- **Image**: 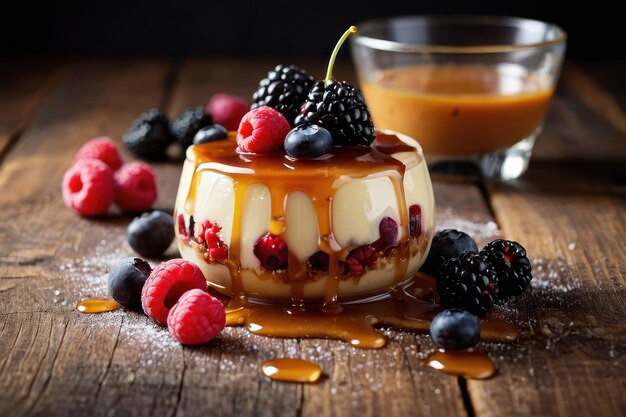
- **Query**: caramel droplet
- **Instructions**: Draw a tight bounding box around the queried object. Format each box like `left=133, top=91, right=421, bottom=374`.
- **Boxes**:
left=76, top=298, right=120, bottom=314
left=261, top=358, right=322, bottom=383
left=425, top=350, right=496, bottom=380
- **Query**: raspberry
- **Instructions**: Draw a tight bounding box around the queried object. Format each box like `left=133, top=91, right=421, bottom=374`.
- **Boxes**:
left=114, top=162, right=157, bottom=212
left=236, top=106, right=291, bottom=153
left=372, top=217, right=399, bottom=251
left=74, top=137, right=123, bottom=171
left=409, top=204, right=422, bottom=237
left=141, top=259, right=207, bottom=325
left=254, top=233, right=288, bottom=271
left=345, top=245, right=378, bottom=275
left=194, top=219, right=228, bottom=263
left=167, top=289, right=225, bottom=345
left=307, top=250, right=329, bottom=273
left=207, top=93, right=249, bottom=131
left=62, top=159, right=115, bottom=216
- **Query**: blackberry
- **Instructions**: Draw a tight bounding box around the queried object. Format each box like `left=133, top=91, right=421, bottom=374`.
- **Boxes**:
left=420, top=229, right=479, bottom=276
left=251, top=64, right=314, bottom=125
left=294, top=80, right=375, bottom=146
left=436, top=252, right=498, bottom=316
left=171, top=107, right=213, bottom=149
left=481, top=239, right=532, bottom=298
left=123, top=108, right=173, bottom=160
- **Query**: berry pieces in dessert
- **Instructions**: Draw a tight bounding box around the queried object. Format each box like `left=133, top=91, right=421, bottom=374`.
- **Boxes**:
left=207, top=93, right=249, bottom=131
left=237, top=106, right=291, bottom=153
left=107, top=258, right=152, bottom=308
left=254, top=233, right=288, bottom=271
left=141, top=258, right=208, bottom=325
left=436, top=251, right=498, bottom=316
left=481, top=239, right=532, bottom=298
left=167, top=288, right=225, bottom=345
left=114, top=162, right=157, bottom=212
left=62, top=159, right=115, bottom=216
left=194, top=219, right=228, bottom=263
left=127, top=211, right=175, bottom=258
left=430, top=309, right=481, bottom=351
left=172, top=107, right=213, bottom=149
left=372, top=217, right=399, bottom=251
left=421, top=229, right=479, bottom=276
left=193, top=124, right=228, bottom=145
left=74, top=137, right=122, bottom=171
left=345, top=245, right=378, bottom=275
left=409, top=205, right=422, bottom=238
left=123, top=108, right=173, bottom=160
left=284, top=123, right=332, bottom=158
left=251, top=64, right=314, bottom=125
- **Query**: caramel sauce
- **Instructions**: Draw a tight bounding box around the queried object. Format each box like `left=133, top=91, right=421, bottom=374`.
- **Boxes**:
left=261, top=358, right=322, bottom=383
left=425, top=349, right=496, bottom=380
left=76, top=298, right=120, bottom=314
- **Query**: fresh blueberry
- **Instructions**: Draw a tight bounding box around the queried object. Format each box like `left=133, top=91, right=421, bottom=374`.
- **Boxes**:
left=420, top=229, right=478, bottom=275
left=127, top=210, right=175, bottom=258
left=193, top=124, right=228, bottom=145
left=284, top=123, right=332, bottom=158
left=107, top=257, right=152, bottom=308
left=430, top=309, right=481, bottom=350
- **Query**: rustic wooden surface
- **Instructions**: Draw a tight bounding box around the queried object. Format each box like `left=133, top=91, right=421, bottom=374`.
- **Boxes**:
left=0, top=58, right=624, bottom=417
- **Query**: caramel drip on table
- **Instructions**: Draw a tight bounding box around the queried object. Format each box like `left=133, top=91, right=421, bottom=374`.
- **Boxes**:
left=260, top=358, right=322, bottom=383
left=425, top=350, right=496, bottom=379
left=76, top=298, right=120, bottom=314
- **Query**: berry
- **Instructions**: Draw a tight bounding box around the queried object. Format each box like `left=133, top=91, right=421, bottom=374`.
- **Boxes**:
left=62, top=159, right=115, bottom=216
left=436, top=252, right=498, bottom=316
left=74, top=137, right=123, bottom=171
left=114, top=162, right=157, bottom=212
left=194, top=219, right=228, bottom=263
left=172, top=107, right=213, bottom=149
left=409, top=204, right=422, bottom=238
left=345, top=245, right=378, bottom=275
left=307, top=251, right=329, bottom=273
left=372, top=217, right=399, bottom=251
left=207, top=93, right=249, bottom=131
left=251, top=64, right=314, bottom=125
left=193, top=124, right=228, bottom=145
left=123, top=108, right=173, bottom=160
left=421, top=229, right=479, bottom=276
left=167, top=289, right=225, bottom=345
left=127, top=211, right=175, bottom=258
left=107, top=258, right=152, bottom=309
left=141, top=259, right=207, bottom=325
left=284, top=123, right=332, bottom=158
left=237, top=106, right=291, bottom=153
left=481, top=239, right=532, bottom=298
left=430, top=309, right=481, bottom=351
left=254, top=233, right=288, bottom=271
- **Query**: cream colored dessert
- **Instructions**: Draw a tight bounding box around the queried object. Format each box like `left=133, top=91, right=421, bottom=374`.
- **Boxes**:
left=174, top=130, right=435, bottom=303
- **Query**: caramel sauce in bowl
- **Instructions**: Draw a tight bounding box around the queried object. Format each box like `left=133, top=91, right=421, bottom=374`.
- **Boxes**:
left=174, top=130, right=435, bottom=306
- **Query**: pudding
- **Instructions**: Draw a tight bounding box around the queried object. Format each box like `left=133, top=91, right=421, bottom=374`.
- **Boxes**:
left=174, top=130, right=435, bottom=304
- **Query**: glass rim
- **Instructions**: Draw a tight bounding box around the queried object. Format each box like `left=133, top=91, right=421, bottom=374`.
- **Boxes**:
left=352, top=15, right=567, bottom=54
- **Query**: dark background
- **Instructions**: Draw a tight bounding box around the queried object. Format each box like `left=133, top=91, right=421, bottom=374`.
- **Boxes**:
left=1, top=0, right=620, bottom=59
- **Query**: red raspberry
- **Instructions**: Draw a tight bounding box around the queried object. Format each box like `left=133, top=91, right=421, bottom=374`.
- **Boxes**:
left=236, top=106, right=290, bottom=153
left=372, top=217, right=399, bottom=251
left=345, top=245, right=378, bottom=275
left=74, top=137, right=123, bottom=171
left=141, top=259, right=207, bottom=325
left=114, top=162, right=157, bottom=212
left=62, top=159, right=115, bottom=216
left=167, top=289, right=225, bottom=345
left=207, top=93, right=249, bottom=131
left=409, top=204, right=422, bottom=238
left=254, top=233, right=288, bottom=271
left=194, top=219, right=228, bottom=263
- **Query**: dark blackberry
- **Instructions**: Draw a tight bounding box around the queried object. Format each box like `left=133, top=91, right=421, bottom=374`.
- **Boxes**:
left=123, top=108, right=173, bottom=160
left=294, top=80, right=375, bottom=146
left=481, top=239, right=532, bottom=298
left=251, top=64, right=314, bottom=125
left=436, top=251, right=498, bottom=316
left=171, top=107, right=213, bottom=149
left=420, top=229, right=479, bottom=276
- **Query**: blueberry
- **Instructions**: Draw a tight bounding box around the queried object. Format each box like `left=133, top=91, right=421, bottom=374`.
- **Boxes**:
left=284, top=123, right=332, bottom=158
left=420, top=229, right=478, bottom=275
left=127, top=210, right=175, bottom=258
left=193, top=124, right=228, bottom=145
left=430, top=309, right=481, bottom=350
left=107, top=258, right=152, bottom=308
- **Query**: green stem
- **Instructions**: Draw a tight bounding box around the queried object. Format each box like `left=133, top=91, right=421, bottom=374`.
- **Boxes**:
left=324, top=26, right=357, bottom=82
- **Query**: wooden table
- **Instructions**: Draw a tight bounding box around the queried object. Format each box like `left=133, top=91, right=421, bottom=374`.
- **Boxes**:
left=0, top=58, right=624, bottom=417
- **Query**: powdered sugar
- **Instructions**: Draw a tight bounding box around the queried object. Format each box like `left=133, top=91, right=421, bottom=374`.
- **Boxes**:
left=436, top=208, right=500, bottom=245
